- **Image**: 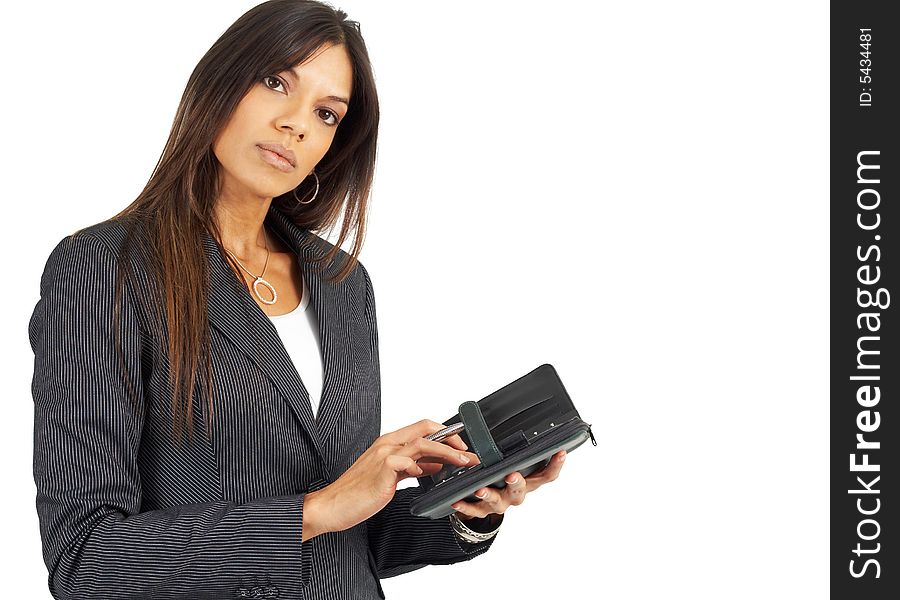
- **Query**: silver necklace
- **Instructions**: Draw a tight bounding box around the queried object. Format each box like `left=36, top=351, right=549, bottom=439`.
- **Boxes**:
left=223, top=228, right=278, bottom=305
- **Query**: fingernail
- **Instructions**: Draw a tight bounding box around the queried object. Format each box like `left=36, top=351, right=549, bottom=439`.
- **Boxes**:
left=559, top=452, right=566, bottom=461
left=475, top=490, right=486, bottom=498
left=508, top=476, right=518, bottom=484
left=459, top=454, right=470, bottom=464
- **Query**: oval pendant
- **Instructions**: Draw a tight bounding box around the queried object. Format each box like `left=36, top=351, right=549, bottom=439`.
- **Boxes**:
left=253, top=276, right=278, bottom=305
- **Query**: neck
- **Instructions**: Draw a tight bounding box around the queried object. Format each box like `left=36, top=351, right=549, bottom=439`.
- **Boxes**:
left=213, top=194, right=273, bottom=259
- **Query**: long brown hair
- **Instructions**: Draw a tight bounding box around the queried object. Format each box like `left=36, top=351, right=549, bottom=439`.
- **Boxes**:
left=86, top=0, right=379, bottom=447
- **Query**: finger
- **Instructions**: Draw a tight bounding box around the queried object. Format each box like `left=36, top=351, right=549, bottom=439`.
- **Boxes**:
left=417, top=462, right=445, bottom=476
left=385, top=455, right=423, bottom=477
left=456, top=483, right=512, bottom=518
left=503, top=472, right=528, bottom=505
left=459, top=473, right=525, bottom=516
left=533, top=451, right=566, bottom=478
left=381, top=419, right=448, bottom=446
left=442, top=433, right=468, bottom=452
left=473, top=486, right=501, bottom=505
left=414, top=458, right=453, bottom=471
left=381, top=421, right=471, bottom=454
left=398, top=439, right=480, bottom=467
left=452, top=497, right=496, bottom=519
left=415, top=450, right=480, bottom=467
left=523, top=451, right=567, bottom=492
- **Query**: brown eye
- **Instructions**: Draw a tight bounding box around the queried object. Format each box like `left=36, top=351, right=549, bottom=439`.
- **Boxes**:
left=263, top=75, right=285, bottom=92
left=318, top=108, right=339, bottom=126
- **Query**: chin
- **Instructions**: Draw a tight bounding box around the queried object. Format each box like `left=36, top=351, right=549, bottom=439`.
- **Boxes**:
left=237, top=173, right=295, bottom=202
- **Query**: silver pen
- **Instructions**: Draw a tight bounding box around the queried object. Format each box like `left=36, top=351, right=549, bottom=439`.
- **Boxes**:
left=425, top=422, right=466, bottom=443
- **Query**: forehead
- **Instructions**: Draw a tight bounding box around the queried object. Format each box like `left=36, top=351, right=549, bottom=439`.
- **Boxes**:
left=286, top=43, right=353, bottom=97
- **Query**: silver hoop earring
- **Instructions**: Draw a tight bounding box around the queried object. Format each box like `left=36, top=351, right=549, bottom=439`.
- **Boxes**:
left=293, top=170, right=319, bottom=205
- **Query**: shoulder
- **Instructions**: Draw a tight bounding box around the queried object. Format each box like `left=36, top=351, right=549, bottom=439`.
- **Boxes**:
left=44, top=216, right=136, bottom=266
left=72, top=216, right=131, bottom=243
left=30, top=219, right=144, bottom=348
left=37, top=216, right=151, bottom=305
left=268, top=204, right=372, bottom=295
left=41, top=221, right=119, bottom=278
left=302, top=231, right=373, bottom=296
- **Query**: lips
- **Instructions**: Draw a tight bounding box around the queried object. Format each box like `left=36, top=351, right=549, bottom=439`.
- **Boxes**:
left=256, top=142, right=296, bottom=167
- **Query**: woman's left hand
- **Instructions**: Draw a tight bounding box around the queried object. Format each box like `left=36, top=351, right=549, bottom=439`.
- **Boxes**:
left=450, top=449, right=567, bottom=519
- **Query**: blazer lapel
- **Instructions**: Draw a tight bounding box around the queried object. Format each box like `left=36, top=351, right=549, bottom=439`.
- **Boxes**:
left=202, top=205, right=358, bottom=481
left=264, top=207, right=360, bottom=450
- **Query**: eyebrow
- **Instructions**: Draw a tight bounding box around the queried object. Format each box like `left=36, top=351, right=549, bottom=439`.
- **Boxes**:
left=283, top=67, right=350, bottom=106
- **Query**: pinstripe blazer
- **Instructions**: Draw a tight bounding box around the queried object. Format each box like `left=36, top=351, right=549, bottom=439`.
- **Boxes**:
left=29, top=205, right=501, bottom=600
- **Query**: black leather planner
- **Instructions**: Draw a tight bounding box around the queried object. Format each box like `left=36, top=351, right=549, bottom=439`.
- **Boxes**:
left=410, top=363, right=596, bottom=519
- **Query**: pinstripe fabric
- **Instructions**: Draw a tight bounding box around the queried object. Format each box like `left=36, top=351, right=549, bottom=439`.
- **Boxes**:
left=29, top=205, right=500, bottom=600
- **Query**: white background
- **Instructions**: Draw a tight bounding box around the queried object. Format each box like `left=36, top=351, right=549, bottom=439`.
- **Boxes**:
left=1, top=1, right=828, bottom=597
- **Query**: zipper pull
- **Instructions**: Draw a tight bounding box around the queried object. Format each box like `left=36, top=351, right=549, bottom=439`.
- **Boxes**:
left=587, top=424, right=597, bottom=446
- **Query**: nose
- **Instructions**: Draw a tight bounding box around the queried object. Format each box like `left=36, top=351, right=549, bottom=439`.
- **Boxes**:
left=279, top=122, right=305, bottom=140
left=276, top=111, right=308, bottom=140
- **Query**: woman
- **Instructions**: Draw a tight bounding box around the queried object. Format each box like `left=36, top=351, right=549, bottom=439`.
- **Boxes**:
left=28, top=1, right=566, bottom=598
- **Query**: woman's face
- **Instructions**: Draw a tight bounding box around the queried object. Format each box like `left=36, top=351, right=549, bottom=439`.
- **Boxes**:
left=213, top=43, right=353, bottom=204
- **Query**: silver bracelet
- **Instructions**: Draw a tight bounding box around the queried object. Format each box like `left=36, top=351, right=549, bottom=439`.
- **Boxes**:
left=449, top=513, right=501, bottom=543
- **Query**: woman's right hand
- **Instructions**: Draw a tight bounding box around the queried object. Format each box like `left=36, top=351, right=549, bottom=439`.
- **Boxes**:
left=303, top=419, right=479, bottom=539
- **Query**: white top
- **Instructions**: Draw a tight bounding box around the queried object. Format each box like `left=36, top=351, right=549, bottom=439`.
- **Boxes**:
left=266, top=273, right=324, bottom=418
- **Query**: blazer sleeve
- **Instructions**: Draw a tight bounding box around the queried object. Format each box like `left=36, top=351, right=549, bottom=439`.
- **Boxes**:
left=29, top=233, right=314, bottom=600
left=358, top=263, right=503, bottom=579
